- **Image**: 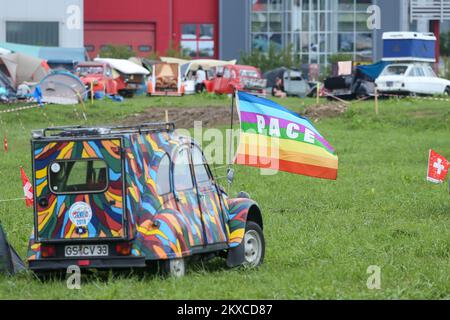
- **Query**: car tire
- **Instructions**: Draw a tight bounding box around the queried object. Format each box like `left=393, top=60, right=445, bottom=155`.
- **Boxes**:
left=444, top=87, right=450, bottom=96
left=242, top=221, right=265, bottom=268
left=159, top=258, right=186, bottom=278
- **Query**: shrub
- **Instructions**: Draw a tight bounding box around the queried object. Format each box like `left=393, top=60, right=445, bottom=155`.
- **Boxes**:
left=99, top=45, right=137, bottom=59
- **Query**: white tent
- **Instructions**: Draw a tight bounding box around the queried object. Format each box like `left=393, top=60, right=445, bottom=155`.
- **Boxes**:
left=0, top=52, right=49, bottom=87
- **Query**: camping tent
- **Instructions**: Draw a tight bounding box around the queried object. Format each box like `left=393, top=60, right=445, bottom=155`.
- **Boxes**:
left=0, top=42, right=87, bottom=69
left=0, top=223, right=25, bottom=275
left=38, top=71, right=86, bottom=105
left=0, top=70, right=15, bottom=94
left=263, top=67, right=290, bottom=88
left=356, top=61, right=391, bottom=81
left=0, top=52, right=50, bottom=87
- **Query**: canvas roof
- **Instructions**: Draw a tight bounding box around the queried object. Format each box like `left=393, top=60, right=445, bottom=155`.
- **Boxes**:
left=95, top=58, right=150, bottom=75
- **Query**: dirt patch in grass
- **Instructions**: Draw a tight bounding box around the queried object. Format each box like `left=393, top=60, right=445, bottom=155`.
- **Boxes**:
left=302, top=103, right=348, bottom=121
left=122, top=102, right=347, bottom=129
left=122, top=106, right=238, bottom=129
left=408, top=110, right=443, bottom=119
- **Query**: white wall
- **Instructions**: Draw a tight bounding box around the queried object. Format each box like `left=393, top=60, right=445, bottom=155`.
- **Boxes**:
left=0, top=0, right=83, bottom=47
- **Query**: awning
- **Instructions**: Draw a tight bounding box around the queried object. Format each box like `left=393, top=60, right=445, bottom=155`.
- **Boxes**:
left=95, top=58, right=150, bottom=75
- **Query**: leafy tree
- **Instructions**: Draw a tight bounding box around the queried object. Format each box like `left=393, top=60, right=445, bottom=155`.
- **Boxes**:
left=328, top=53, right=353, bottom=64
left=240, top=43, right=300, bottom=73
left=440, top=31, right=450, bottom=57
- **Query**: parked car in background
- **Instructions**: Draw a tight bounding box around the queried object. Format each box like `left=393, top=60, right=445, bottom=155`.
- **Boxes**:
left=264, top=67, right=312, bottom=98
left=75, top=62, right=119, bottom=96
left=376, top=63, right=450, bottom=96
left=95, top=58, right=150, bottom=98
left=211, top=65, right=266, bottom=95
left=181, top=59, right=236, bottom=95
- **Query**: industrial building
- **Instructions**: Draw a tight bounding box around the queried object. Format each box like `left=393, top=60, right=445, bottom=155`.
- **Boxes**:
left=1, top=0, right=450, bottom=67
left=0, top=0, right=84, bottom=48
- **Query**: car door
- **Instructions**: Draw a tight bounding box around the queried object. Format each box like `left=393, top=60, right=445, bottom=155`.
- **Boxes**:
left=170, top=146, right=205, bottom=247
left=190, top=145, right=228, bottom=245
left=104, top=65, right=117, bottom=95
left=219, top=67, right=231, bottom=94
left=33, top=138, right=126, bottom=241
left=423, top=66, right=444, bottom=94
left=405, top=66, right=424, bottom=94
left=212, top=66, right=224, bottom=93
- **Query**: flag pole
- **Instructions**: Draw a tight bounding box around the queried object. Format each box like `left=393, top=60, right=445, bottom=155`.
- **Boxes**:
left=227, top=90, right=236, bottom=192
left=229, top=90, right=235, bottom=163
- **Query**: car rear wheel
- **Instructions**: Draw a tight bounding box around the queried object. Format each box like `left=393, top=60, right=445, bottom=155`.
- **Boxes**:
left=444, top=87, right=450, bottom=96
left=242, top=221, right=265, bottom=267
left=159, top=258, right=186, bottom=278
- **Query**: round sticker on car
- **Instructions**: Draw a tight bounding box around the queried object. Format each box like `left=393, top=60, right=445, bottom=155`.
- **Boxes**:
left=68, top=202, right=93, bottom=227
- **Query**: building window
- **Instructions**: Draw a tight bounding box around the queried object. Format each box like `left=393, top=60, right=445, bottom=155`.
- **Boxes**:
left=139, top=45, right=152, bottom=52
left=250, top=0, right=374, bottom=67
left=180, top=24, right=215, bottom=58
left=6, top=21, right=59, bottom=47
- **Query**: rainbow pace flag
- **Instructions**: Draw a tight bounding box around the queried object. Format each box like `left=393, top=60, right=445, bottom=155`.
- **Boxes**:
left=234, top=91, right=338, bottom=180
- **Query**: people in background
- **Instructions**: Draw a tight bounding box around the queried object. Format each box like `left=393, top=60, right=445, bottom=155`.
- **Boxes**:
left=195, top=66, right=206, bottom=93
left=272, top=77, right=286, bottom=98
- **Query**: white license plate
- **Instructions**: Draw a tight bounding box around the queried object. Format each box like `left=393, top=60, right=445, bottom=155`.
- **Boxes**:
left=387, top=81, right=393, bottom=87
left=65, top=244, right=109, bottom=257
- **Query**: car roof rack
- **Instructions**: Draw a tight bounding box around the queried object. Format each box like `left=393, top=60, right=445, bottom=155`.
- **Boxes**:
left=33, top=122, right=176, bottom=139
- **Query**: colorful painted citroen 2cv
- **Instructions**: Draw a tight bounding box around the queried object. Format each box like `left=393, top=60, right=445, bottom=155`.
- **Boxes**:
left=27, top=123, right=264, bottom=276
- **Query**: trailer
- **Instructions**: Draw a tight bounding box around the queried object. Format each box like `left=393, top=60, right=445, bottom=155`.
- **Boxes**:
left=147, top=63, right=184, bottom=96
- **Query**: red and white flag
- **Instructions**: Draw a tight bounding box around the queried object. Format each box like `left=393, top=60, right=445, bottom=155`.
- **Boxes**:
left=20, top=167, right=34, bottom=207
left=3, top=135, right=8, bottom=152
left=427, top=150, right=449, bottom=184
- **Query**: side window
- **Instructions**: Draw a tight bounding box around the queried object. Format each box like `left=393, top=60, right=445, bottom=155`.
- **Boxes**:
left=416, top=67, right=425, bottom=77
left=223, top=67, right=231, bottom=79
left=105, top=67, right=112, bottom=78
left=156, top=154, right=171, bottom=195
left=174, top=147, right=194, bottom=191
left=425, top=66, right=437, bottom=78
left=191, top=145, right=211, bottom=187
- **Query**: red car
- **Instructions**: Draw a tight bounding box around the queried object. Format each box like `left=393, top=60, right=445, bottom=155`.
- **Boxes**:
left=75, top=62, right=119, bottom=96
left=210, top=65, right=267, bottom=95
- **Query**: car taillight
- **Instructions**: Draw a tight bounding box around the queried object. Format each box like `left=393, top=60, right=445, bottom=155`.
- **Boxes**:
left=115, top=243, right=132, bottom=256
left=78, top=260, right=90, bottom=266
left=41, top=245, right=56, bottom=258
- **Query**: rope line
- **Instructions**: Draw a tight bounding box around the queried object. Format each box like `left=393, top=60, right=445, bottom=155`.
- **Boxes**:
left=0, top=103, right=41, bottom=114
left=0, top=197, right=25, bottom=203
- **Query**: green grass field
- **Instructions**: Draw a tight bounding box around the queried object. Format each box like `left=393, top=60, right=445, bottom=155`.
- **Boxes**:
left=0, top=94, right=449, bottom=299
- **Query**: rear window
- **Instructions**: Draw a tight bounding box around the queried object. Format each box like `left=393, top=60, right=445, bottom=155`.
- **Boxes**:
left=382, top=66, right=408, bottom=76
left=49, top=160, right=109, bottom=194
left=75, top=66, right=104, bottom=76
left=240, top=69, right=259, bottom=78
